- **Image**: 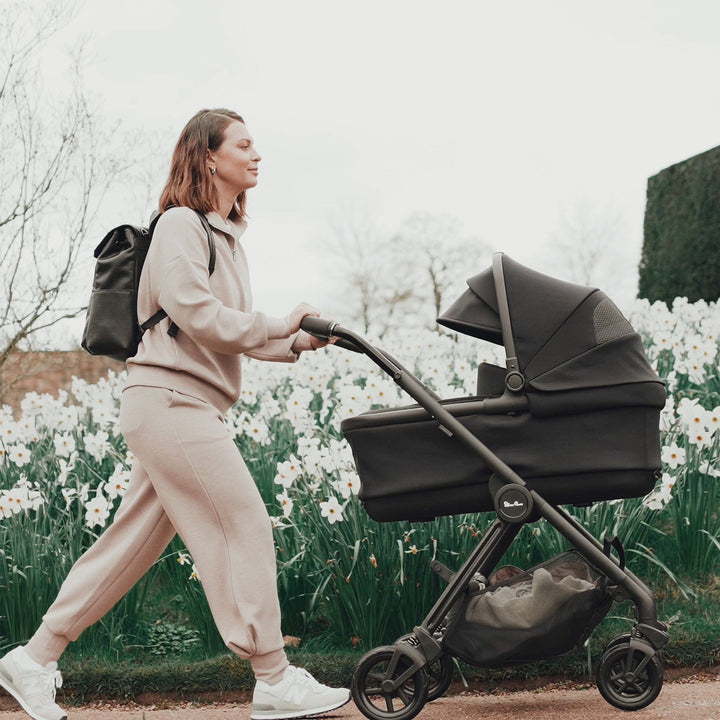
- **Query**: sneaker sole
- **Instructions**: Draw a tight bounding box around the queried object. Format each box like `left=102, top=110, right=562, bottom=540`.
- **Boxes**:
left=0, top=668, right=67, bottom=720
left=250, top=695, right=351, bottom=720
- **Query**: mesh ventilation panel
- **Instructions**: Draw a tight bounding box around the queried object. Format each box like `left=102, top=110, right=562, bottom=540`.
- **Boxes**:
left=593, top=298, right=634, bottom=345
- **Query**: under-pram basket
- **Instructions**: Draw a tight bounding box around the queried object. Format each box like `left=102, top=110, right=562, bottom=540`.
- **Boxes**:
left=442, top=550, right=613, bottom=666
left=300, top=253, right=669, bottom=719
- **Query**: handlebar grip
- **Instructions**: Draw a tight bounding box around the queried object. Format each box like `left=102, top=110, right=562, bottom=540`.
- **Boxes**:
left=300, top=316, right=337, bottom=338
left=333, top=337, right=362, bottom=353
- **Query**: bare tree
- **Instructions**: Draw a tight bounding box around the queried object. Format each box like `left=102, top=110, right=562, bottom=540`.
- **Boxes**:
left=324, top=203, right=387, bottom=334
left=390, top=212, right=491, bottom=325
left=547, top=202, right=630, bottom=290
left=324, top=206, right=490, bottom=336
left=0, top=2, right=148, bottom=399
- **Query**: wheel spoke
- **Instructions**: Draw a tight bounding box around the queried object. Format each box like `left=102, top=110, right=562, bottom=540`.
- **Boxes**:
left=386, top=653, right=400, bottom=677
left=628, top=679, right=646, bottom=694
left=630, top=654, right=651, bottom=677
left=396, top=685, right=412, bottom=705
left=394, top=665, right=417, bottom=687
left=623, top=652, right=633, bottom=675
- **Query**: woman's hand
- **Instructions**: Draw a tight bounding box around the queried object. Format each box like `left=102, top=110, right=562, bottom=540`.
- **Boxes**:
left=292, top=330, right=338, bottom=352
left=285, top=302, right=320, bottom=334
left=306, top=333, right=338, bottom=350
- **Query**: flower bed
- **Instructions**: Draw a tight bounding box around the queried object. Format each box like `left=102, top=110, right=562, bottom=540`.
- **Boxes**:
left=1, top=297, right=719, bottom=652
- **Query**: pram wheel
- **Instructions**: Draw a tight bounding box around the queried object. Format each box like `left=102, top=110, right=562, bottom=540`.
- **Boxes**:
left=596, top=642, right=663, bottom=710
left=352, top=645, right=429, bottom=720
left=397, top=633, right=453, bottom=702
left=425, top=654, right=454, bottom=701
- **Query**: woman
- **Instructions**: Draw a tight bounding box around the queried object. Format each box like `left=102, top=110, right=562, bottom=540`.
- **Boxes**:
left=0, top=109, right=350, bottom=720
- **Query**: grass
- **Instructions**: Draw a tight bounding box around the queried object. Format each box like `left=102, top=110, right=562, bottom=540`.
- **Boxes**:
left=52, top=575, right=720, bottom=704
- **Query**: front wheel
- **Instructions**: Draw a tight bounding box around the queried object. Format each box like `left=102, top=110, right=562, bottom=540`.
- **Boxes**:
left=596, top=642, right=663, bottom=710
left=352, top=646, right=429, bottom=720
left=602, top=632, right=633, bottom=654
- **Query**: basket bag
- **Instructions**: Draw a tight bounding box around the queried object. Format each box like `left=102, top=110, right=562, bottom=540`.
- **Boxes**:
left=443, top=551, right=612, bottom=666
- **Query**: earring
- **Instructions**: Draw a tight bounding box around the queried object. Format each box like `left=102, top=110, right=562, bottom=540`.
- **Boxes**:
left=210, top=166, right=216, bottom=175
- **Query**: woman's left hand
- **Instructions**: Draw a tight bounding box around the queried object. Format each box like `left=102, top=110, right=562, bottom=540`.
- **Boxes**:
left=292, top=329, right=337, bottom=353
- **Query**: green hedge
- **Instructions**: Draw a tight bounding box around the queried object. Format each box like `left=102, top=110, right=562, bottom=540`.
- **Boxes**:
left=639, top=144, right=720, bottom=303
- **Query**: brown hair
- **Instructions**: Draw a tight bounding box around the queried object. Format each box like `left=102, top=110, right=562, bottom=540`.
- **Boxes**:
left=158, top=108, right=247, bottom=221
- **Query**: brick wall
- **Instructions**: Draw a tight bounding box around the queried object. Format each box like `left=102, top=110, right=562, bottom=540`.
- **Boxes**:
left=0, top=351, right=125, bottom=410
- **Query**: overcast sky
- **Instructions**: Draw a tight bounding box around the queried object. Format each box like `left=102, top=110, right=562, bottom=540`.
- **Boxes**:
left=48, top=0, right=720, bottom=319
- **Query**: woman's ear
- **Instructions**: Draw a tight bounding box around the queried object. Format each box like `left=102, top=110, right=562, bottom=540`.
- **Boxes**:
left=206, top=148, right=216, bottom=171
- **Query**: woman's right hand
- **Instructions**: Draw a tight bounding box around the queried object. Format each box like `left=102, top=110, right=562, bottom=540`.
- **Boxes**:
left=285, top=303, right=320, bottom=334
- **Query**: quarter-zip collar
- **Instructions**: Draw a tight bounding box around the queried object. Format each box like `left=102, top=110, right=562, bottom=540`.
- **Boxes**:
left=205, top=210, right=247, bottom=240
left=204, top=210, right=247, bottom=261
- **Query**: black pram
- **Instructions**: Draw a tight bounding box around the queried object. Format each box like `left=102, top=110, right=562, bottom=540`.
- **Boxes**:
left=301, top=253, right=669, bottom=719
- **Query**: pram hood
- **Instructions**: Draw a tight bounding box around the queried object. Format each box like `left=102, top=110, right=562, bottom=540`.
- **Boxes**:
left=437, top=254, right=665, bottom=413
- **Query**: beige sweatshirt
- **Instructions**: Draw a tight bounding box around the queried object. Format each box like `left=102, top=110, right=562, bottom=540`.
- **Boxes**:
left=126, top=207, right=306, bottom=412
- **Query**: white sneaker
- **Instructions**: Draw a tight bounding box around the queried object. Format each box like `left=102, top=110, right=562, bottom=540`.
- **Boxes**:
left=0, top=646, right=66, bottom=720
left=251, top=665, right=350, bottom=719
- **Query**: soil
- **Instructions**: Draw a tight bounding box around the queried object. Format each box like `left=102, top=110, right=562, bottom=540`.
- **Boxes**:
left=0, top=666, right=719, bottom=720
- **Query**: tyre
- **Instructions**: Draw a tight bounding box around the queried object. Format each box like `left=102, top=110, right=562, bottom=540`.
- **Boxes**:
left=596, top=642, right=663, bottom=710
left=352, top=646, right=429, bottom=720
left=602, top=632, right=633, bottom=654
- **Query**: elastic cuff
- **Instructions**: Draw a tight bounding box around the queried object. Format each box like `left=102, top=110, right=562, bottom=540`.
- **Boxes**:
left=25, top=623, right=70, bottom=666
left=290, top=330, right=314, bottom=353
left=265, top=315, right=292, bottom=340
left=251, top=647, right=289, bottom=685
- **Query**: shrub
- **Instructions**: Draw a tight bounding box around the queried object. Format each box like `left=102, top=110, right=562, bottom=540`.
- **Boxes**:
left=639, top=145, right=720, bottom=303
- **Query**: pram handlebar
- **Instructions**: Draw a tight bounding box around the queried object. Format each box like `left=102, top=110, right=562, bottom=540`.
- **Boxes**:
left=301, top=318, right=431, bottom=385
left=300, top=316, right=363, bottom=354
left=300, top=316, right=337, bottom=338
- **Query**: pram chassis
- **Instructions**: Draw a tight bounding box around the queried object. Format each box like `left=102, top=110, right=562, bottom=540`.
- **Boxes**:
left=301, top=295, right=668, bottom=719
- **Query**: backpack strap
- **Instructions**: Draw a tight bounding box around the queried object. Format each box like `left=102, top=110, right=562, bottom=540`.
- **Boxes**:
left=141, top=208, right=217, bottom=337
left=195, top=211, right=217, bottom=275
left=165, top=209, right=216, bottom=338
left=140, top=308, right=168, bottom=332
left=139, top=208, right=170, bottom=334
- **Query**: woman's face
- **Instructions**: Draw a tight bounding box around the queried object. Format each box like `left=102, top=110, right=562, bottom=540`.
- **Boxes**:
left=209, top=120, right=261, bottom=194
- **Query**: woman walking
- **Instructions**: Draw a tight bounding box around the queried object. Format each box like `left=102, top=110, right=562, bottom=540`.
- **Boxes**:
left=0, top=109, right=350, bottom=720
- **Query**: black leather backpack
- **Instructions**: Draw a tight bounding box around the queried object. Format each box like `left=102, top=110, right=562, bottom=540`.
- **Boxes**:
left=81, top=209, right=215, bottom=362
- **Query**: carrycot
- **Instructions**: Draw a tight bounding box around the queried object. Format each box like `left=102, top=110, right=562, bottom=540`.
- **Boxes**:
left=341, top=254, right=666, bottom=522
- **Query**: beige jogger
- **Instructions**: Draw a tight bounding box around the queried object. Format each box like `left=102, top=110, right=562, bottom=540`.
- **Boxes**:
left=32, top=386, right=288, bottom=683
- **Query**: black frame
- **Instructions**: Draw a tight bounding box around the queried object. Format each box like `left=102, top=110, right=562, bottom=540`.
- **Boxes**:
left=327, top=319, right=667, bottom=649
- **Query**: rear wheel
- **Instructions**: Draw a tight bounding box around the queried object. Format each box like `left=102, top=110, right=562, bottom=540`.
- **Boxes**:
left=596, top=642, right=663, bottom=710
left=426, top=654, right=454, bottom=701
left=352, top=646, right=429, bottom=720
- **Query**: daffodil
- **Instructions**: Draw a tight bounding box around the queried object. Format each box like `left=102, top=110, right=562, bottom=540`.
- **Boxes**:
left=84, top=492, right=111, bottom=529
left=319, top=496, right=344, bottom=524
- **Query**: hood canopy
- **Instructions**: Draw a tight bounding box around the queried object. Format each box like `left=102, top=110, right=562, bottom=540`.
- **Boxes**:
left=438, top=254, right=661, bottom=393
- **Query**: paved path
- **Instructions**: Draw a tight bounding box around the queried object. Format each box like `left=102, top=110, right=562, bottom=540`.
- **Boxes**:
left=0, top=671, right=719, bottom=720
